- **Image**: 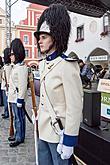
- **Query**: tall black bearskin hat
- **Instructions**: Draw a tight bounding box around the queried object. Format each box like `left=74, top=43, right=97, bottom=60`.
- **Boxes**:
left=10, top=38, right=25, bottom=64
left=34, top=4, right=71, bottom=54
left=4, top=48, right=11, bottom=64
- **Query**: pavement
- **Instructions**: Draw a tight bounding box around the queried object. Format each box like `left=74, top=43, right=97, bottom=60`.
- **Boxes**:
left=0, top=91, right=83, bottom=165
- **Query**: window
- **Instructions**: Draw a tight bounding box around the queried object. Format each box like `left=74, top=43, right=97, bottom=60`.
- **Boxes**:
left=103, top=14, right=109, bottom=32
left=24, top=35, right=29, bottom=44
left=0, top=19, right=2, bottom=24
left=75, top=25, right=84, bottom=42
left=35, top=13, right=40, bottom=25
left=100, top=14, right=109, bottom=37
left=25, top=49, right=29, bottom=57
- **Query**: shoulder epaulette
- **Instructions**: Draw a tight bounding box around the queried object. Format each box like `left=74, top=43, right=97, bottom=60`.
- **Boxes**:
left=5, top=63, right=10, bottom=66
left=60, top=54, right=78, bottom=62
left=20, top=63, right=24, bottom=66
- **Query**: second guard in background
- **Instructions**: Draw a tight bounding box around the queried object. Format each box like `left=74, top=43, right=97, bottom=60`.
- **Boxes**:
left=1, top=48, right=12, bottom=119
left=34, top=4, right=83, bottom=165
left=8, top=38, right=28, bottom=147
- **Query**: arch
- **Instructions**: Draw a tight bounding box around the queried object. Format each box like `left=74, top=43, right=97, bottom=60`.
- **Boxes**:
left=87, top=48, right=109, bottom=64
left=27, top=60, right=39, bottom=67
left=89, top=48, right=108, bottom=56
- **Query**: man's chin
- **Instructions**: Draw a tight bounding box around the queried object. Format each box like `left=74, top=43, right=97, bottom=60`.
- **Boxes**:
left=40, top=51, right=45, bottom=55
left=40, top=49, right=45, bottom=54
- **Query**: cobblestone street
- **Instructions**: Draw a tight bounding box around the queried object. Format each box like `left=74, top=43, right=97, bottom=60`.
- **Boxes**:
left=0, top=95, right=36, bottom=165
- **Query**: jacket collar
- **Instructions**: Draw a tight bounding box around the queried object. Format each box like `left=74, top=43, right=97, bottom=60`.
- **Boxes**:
left=46, top=51, right=59, bottom=61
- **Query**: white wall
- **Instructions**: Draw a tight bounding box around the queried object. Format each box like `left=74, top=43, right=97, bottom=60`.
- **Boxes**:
left=66, top=12, right=109, bottom=62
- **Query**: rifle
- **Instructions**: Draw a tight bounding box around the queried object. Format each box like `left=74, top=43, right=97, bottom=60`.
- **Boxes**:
left=8, top=103, right=14, bottom=137
left=4, top=69, right=14, bottom=138
left=28, top=68, right=38, bottom=165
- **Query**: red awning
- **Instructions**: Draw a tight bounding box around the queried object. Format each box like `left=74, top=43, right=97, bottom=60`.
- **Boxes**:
left=22, top=0, right=110, bottom=17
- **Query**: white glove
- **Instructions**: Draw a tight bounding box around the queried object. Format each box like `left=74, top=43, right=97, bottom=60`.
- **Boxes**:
left=17, top=98, right=24, bottom=108
left=61, top=145, right=73, bottom=160
left=57, top=130, right=64, bottom=154
left=17, top=102, right=22, bottom=108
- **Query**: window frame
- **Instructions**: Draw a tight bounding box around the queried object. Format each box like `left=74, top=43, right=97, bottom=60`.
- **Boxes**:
left=23, top=35, right=29, bottom=44
left=75, top=25, right=84, bottom=42
left=25, top=49, right=29, bottom=58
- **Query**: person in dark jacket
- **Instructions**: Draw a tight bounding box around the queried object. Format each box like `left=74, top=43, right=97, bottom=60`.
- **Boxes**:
left=78, top=59, right=93, bottom=88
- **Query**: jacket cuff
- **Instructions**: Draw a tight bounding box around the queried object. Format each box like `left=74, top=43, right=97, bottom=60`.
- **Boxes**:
left=63, top=134, right=78, bottom=147
left=17, top=98, right=24, bottom=104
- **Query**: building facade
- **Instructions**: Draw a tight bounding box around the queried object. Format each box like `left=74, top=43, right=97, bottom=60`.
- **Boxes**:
left=0, top=4, right=110, bottom=68
left=67, top=12, right=110, bottom=67
left=0, top=4, right=47, bottom=68
left=16, top=4, right=47, bottom=68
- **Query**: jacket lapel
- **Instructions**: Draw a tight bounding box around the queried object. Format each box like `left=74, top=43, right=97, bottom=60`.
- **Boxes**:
left=40, top=57, right=62, bottom=83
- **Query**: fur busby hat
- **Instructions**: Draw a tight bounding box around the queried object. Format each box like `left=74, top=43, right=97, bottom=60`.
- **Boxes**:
left=34, top=3, right=71, bottom=54
left=3, top=48, right=11, bottom=64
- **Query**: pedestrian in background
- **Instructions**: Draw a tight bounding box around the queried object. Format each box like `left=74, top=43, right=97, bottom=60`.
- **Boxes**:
left=8, top=38, right=28, bottom=147
left=1, top=48, right=12, bottom=119
left=34, top=4, right=83, bottom=165
left=78, top=59, right=93, bottom=89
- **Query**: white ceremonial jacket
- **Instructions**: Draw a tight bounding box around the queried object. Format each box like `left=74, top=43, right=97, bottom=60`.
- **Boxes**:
left=1, top=64, right=12, bottom=90
left=8, top=63, right=28, bottom=103
left=38, top=56, right=83, bottom=146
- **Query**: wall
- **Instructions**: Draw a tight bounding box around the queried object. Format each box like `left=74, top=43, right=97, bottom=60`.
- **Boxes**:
left=67, top=12, right=109, bottom=65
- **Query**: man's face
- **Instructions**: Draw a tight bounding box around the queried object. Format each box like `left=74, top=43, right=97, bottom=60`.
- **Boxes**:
left=38, top=33, right=56, bottom=54
left=79, top=62, right=84, bottom=68
left=10, top=52, right=15, bottom=63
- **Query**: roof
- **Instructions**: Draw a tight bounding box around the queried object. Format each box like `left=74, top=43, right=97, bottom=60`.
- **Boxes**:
left=22, top=0, right=110, bottom=17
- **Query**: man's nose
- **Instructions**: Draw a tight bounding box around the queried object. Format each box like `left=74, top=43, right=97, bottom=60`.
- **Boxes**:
left=38, top=39, right=42, bottom=44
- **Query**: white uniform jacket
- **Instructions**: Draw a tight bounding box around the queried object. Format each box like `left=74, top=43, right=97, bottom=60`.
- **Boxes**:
left=38, top=56, right=83, bottom=146
left=8, top=63, right=28, bottom=104
left=1, top=64, right=12, bottom=91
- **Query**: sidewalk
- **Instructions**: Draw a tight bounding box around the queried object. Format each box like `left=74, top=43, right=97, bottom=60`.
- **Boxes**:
left=0, top=95, right=36, bottom=165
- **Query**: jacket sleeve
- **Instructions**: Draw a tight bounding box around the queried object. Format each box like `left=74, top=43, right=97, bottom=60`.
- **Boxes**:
left=61, top=61, right=83, bottom=147
left=17, top=65, right=28, bottom=104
